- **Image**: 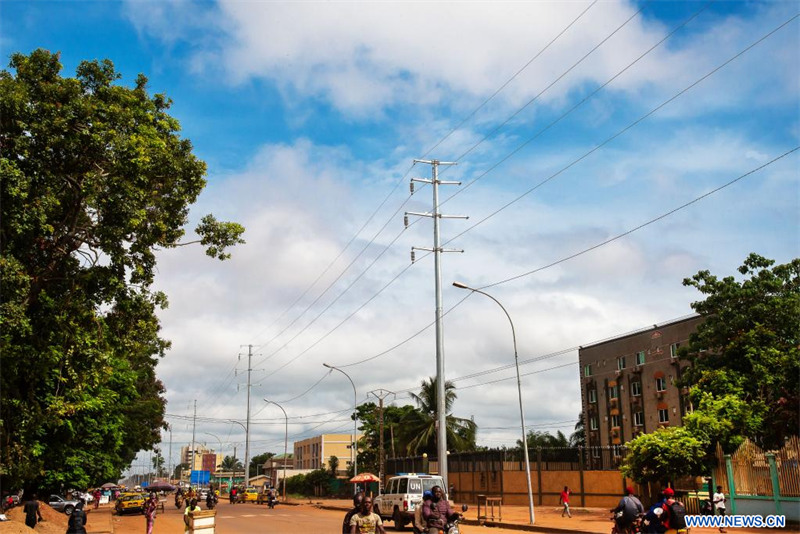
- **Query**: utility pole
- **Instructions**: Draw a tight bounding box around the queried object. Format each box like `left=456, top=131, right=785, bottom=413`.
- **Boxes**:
left=167, top=425, right=173, bottom=483
left=243, top=345, right=253, bottom=487
left=368, top=389, right=395, bottom=489
left=406, top=159, right=467, bottom=488
left=190, top=399, right=197, bottom=486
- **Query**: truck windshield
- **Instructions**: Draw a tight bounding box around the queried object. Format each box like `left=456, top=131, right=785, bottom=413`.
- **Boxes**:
left=421, top=479, right=443, bottom=493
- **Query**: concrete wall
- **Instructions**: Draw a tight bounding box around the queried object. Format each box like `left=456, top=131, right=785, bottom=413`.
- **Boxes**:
left=445, top=469, right=632, bottom=508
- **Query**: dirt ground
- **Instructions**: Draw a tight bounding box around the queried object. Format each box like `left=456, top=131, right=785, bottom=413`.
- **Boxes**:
left=1, top=502, right=69, bottom=534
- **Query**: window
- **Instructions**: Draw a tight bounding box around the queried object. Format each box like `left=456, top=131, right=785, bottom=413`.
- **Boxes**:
left=591, top=447, right=601, bottom=458
left=659, top=408, right=669, bottom=423
left=398, top=478, right=408, bottom=493
left=608, top=385, right=619, bottom=399
left=590, top=416, right=598, bottom=430
left=584, top=364, right=592, bottom=377
left=611, top=415, right=621, bottom=428
left=634, top=412, right=644, bottom=426
left=588, top=389, right=597, bottom=404
left=631, top=381, right=642, bottom=396
left=656, top=377, right=666, bottom=392
left=617, top=357, right=626, bottom=370
left=670, top=342, right=681, bottom=358
left=636, top=351, right=645, bottom=365
left=612, top=445, right=622, bottom=457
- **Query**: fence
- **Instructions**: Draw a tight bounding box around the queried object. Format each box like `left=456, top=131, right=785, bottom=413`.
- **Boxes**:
left=386, top=446, right=633, bottom=508
left=712, top=437, right=800, bottom=522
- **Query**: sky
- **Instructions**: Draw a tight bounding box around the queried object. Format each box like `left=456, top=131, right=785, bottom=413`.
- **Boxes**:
left=3, top=0, right=798, bottom=477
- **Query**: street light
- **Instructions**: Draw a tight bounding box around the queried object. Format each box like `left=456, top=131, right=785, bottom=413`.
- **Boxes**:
left=323, top=363, right=358, bottom=492
left=203, top=432, right=223, bottom=486
left=264, top=399, right=288, bottom=501
left=228, top=420, right=247, bottom=488
left=452, top=281, right=535, bottom=524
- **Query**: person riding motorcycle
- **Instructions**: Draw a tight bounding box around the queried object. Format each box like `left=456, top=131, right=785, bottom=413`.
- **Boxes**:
left=422, top=486, right=460, bottom=534
left=612, top=486, right=644, bottom=534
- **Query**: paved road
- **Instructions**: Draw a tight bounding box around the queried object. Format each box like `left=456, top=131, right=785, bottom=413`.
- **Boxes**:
left=109, top=500, right=537, bottom=534
left=111, top=501, right=342, bottom=534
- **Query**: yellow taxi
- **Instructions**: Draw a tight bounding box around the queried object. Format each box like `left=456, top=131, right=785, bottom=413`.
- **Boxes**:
left=240, top=488, right=259, bottom=503
left=115, top=492, right=146, bottom=515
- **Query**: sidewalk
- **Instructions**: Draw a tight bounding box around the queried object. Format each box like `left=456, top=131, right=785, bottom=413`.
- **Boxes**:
left=307, top=498, right=800, bottom=534
left=86, top=504, right=114, bottom=534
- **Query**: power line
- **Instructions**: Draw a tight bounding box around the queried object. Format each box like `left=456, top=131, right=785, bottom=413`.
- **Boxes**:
left=235, top=1, right=722, bottom=385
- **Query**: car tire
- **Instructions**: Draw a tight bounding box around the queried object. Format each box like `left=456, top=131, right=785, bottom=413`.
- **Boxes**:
left=393, top=508, right=406, bottom=531
left=64, top=505, right=74, bottom=515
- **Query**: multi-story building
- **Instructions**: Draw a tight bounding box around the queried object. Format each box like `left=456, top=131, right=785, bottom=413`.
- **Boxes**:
left=293, top=433, right=363, bottom=473
left=179, top=443, right=222, bottom=472
left=578, top=315, right=703, bottom=465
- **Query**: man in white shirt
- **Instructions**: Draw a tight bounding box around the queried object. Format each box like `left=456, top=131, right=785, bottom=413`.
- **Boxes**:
left=713, top=485, right=727, bottom=533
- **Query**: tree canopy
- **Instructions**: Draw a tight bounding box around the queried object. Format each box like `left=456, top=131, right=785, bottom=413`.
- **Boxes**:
left=0, top=49, right=244, bottom=492
left=397, top=377, right=478, bottom=455
left=622, top=254, right=798, bottom=484
left=680, top=253, right=799, bottom=451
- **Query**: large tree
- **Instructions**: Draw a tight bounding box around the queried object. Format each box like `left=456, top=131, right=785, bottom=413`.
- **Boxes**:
left=398, top=377, right=478, bottom=455
left=355, top=402, right=417, bottom=472
left=0, top=50, right=244, bottom=492
left=680, top=253, right=799, bottom=452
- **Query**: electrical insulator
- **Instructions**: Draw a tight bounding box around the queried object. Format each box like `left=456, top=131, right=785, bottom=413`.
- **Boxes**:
left=410, top=250, right=416, bottom=263
left=410, top=182, right=415, bottom=194
left=404, top=215, right=409, bottom=228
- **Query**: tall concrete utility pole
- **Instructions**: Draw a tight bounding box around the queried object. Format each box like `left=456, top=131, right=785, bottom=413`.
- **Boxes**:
left=406, top=159, right=467, bottom=488
left=190, top=400, right=197, bottom=485
left=368, top=389, right=395, bottom=488
left=243, top=345, right=253, bottom=487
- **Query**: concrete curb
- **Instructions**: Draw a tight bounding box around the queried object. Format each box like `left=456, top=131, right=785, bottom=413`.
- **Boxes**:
left=312, top=504, right=600, bottom=533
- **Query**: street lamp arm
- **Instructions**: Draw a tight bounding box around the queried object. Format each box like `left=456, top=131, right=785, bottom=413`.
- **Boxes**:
left=322, top=363, right=359, bottom=491
left=452, top=280, right=535, bottom=525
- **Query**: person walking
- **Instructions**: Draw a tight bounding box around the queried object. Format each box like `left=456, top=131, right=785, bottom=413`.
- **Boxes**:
left=713, top=485, right=728, bottom=533
left=92, top=489, right=101, bottom=510
left=560, top=486, right=572, bottom=518
left=349, top=496, right=385, bottom=534
left=66, top=500, right=88, bottom=534
left=342, top=491, right=365, bottom=534
left=23, top=492, right=43, bottom=529
left=144, top=492, right=158, bottom=534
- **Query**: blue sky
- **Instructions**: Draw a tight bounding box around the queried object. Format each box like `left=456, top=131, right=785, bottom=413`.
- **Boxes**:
left=4, top=1, right=798, bottom=473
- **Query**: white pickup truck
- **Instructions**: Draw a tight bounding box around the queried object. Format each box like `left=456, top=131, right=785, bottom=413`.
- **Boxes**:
left=373, top=473, right=445, bottom=530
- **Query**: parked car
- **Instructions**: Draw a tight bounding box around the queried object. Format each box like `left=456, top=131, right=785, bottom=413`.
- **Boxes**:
left=48, top=495, right=82, bottom=515
left=115, top=493, right=146, bottom=515
left=373, top=473, right=445, bottom=530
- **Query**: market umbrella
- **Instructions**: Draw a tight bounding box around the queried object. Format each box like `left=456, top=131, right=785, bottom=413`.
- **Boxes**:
left=349, top=473, right=380, bottom=483
left=100, top=483, right=119, bottom=489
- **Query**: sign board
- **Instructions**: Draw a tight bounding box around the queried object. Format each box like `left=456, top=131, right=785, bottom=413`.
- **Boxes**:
left=190, top=470, right=210, bottom=485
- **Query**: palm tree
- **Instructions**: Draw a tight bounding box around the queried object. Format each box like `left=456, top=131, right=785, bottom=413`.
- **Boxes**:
left=569, top=413, right=585, bottom=447
left=220, top=455, right=243, bottom=472
left=399, top=377, right=478, bottom=455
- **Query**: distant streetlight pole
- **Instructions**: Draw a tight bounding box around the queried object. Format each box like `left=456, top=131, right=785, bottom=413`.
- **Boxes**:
left=323, top=363, right=358, bottom=492
left=264, top=399, right=288, bottom=501
left=229, top=420, right=247, bottom=487
left=452, top=281, right=535, bottom=524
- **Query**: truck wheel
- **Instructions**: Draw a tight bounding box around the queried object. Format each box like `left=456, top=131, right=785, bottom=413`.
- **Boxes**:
left=393, top=509, right=406, bottom=531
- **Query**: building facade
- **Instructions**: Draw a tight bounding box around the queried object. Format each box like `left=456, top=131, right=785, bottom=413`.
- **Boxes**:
left=293, top=433, right=362, bottom=472
left=179, top=443, right=222, bottom=472
left=578, top=315, right=703, bottom=466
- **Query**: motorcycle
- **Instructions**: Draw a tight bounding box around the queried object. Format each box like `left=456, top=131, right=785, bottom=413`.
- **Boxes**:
left=611, top=512, right=644, bottom=534
left=267, top=495, right=277, bottom=509
left=440, top=505, right=468, bottom=534
left=174, top=495, right=184, bottom=509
